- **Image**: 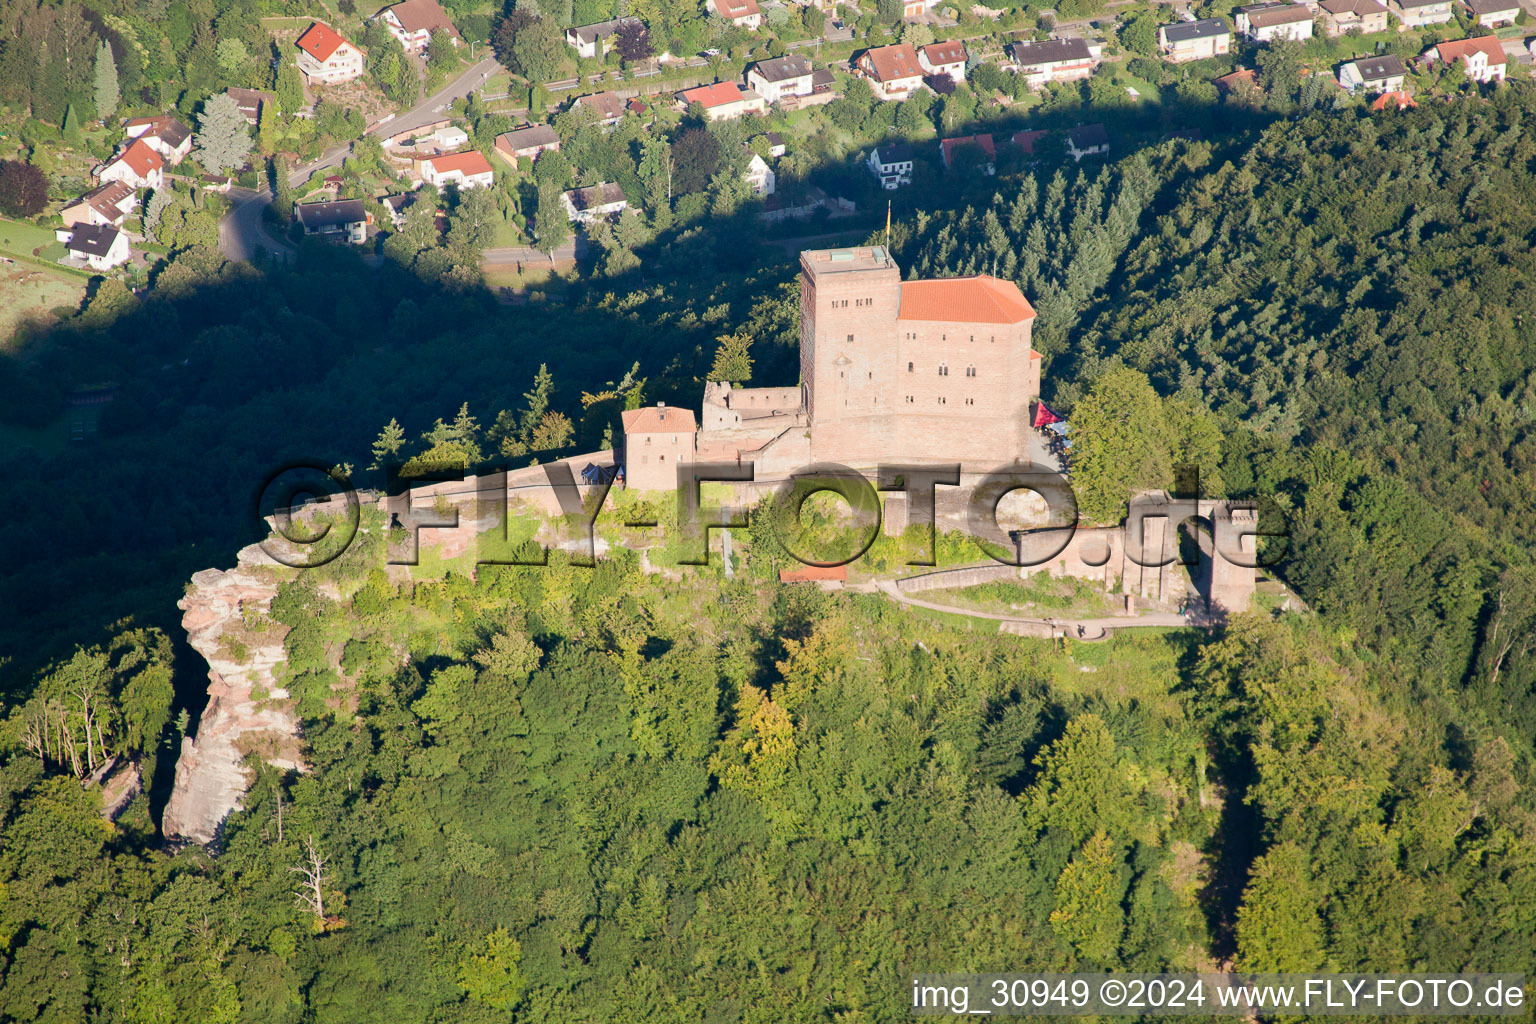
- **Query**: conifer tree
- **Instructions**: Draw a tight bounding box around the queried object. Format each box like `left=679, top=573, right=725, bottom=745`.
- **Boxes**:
left=94, top=41, right=119, bottom=123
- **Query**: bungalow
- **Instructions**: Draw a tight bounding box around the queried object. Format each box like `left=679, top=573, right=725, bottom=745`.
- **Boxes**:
left=1008, top=37, right=1101, bottom=89
left=225, top=88, right=275, bottom=126
left=940, top=133, right=996, bottom=173
left=746, top=55, right=816, bottom=104
left=97, top=139, right=164, bottom=191
left=744, top=153, right=776, bottom=195
left=419, top=150, right=496, bottom=189
left=60, top=181, right=138, bottom=229
left=1316, top=0, right=1389, bottom=35
left=57, top=223, right=130, bottom=272
left=1235, top=3, right=1314, bottom=42
left=123, top=114, right=193, bottom=165
left=1387, top=0, right=1453, bottom=26
left=1425, top=34, right=1507, bottom=82
left=414, top=125, right=470, bottom=150
left=709, top=0, right=763, bottom=29
left=295, top=22, right=365, bottom=85
left=866, top=142, right=914, bottom=189
left=373, top=0, right=460, bottom=52
left=295, top=198, right=371, bottom=244
left=857, top=43, right=926, bottom=100
left=1461, top=0, right=1520, bottom=26
left=1066, top=123, right=1110, bottom=161
left=677, top=81, right=767, bottom=120
left=564, top=18, right=640, bottom=59
left=494, top=125, right=561, bottom=168
left=919, top=40, right=968, bottom=84
left=561, top=182, right=629, bottom=224
left=1158, top=19, right=1232, bottom=63
left=574, top=91, right=628, bottom=126
left=1338, top=53, right=1407, bottom=92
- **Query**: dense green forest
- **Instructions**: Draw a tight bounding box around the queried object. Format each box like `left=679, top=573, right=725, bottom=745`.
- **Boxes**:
left=4, top=91, right=1536, bottom=1021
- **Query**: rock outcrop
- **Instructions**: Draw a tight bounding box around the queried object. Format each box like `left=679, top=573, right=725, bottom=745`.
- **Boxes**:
left=162, top=543, right=302, bottom=845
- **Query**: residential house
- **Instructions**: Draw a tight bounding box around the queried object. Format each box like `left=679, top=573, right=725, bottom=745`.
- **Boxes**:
left=919, top=40, right=968, bottom=84
left=574, top=91, right=629, bottom=126
left=494, top=125, right=561, bottom=168
left=1158, top=19, right=1232, bottom=62
left=1316, top=0, right=1389, bottom=35
left=1066, top=123, right=1109, bottom=161
left=295, top=22, right=366, bottom=85
left=709, top=0, right=763, bottom=29
left=1010, top=128, right=1047, bottom=156
left=677, top=81, right=767, bottom=120
left=621, top=404, right=697, bottom=492
left=903, top=0, right=938, bottom=14
left=1462, top=0, right=1520, bottom=26
left=1008, top=37, right=1101, bottom=89
left=746, top=55, right=816, bottom=104
left=866, top=142, right=914, bottom=189
left=295, top=198, right=371, bottom=243
left=1235, top=3, right=1314, bottom=41
left=374, top=0, right=460, bottom=52
left=1338, top=53, right=1407, bottom=92
left=561, top=182, right=628, bottom=224
left=57, top=223, right=130, bottom=271
left=225, top=88, right=275, bottom=126
left=1387, top=0, right=1453, bottom=26
left=60, top=182, right=138, bottom=229
left=123, top=114, right=192, bottom=165
left=382, top=193, right=414, bottom=229
left=1426, top=34, right=1507, bottom=82
left=762, top=131, right=787, bottom=157
left=97, top=139, right=164, bottom=190
left=1213, top=67, right=1260, bottom=93
left=414, top=125, right=470, bottom=150
left=744, top=152, right=776, bottom=195
left=857, top=44, right=926, bottom=100
left=564, top=18, right=640, bottom=59
left=1371, top=89, right=1418, bottom=110
left=419, top=151, right=496, bottom=189
left=940, top=133, right=996, bottom=173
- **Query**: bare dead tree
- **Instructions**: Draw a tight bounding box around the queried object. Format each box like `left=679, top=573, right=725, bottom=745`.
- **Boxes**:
left=290, top=834, right=328, bottom=924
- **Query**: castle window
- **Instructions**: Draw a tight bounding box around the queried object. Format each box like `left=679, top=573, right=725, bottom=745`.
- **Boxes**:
left=846, top=334, right=854, bottom=342
left=966, top=398, right=975, bottom=405
left=868, top=371, right=873, bottom=379
left=938, top=396, right=946, bottom=404
left=907, top=362, right=913, bottom=372
left=966, top=366, right=976, bottom=377
left=906, top=395, right=914, bottom=403
left=938, top=364, right=948, bottom=376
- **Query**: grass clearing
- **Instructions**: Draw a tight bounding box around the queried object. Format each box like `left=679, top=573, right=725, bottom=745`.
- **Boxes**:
left=0, top=264, right=87, bottom=345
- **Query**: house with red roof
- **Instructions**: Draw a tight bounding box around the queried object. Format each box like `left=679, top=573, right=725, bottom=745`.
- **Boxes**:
left=417, top=150, right=496, bottom=189
left=620, top=403, right=698, bottom=492
left=295, top=22, right=365, bottom=85
left=940, top=134, right=995, bottom=172
left=919, top=40, right=968, bottom=84
left=96, top=139, right=164, bottom=191
left=123, top=114, right=193, bottom=165
left=709, top=0, right=763, bottom=28
left=677, top=81, right=767, bottom=120
left=373, top=0, right=460, bottom=52
left=1424, top=35, right=1507, bottom=83
left=857, top=44, right=925, bottom=100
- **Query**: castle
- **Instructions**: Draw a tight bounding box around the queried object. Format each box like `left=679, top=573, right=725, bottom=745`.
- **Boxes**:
left=620, top=246, right=1043, bottom=490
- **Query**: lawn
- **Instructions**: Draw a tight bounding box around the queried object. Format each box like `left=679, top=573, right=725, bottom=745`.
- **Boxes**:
left=0, top=263, right=87, bottom=347
left=482, top=261, right=568, bottom=293
left=0, top=217, right=61, bottom=261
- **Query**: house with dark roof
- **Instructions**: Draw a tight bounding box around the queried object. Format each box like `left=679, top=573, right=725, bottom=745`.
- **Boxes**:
left=574, top=91, right=629, bottom=125
left=561, top=182, right=628, bottom=224
left=1008, top=37, right=1101, bottom=89
left=746, top=55, right=816, bottom=104
left=1158, top=19, right=1231, bottom=62
left=56, top=223, right=130, bottom=271
left=61, top=182, right=138, bottom=230
left=225, top=88, right=275, bottom=126
left=494, top=125, right=561, bottom=168
left=1388, top=0, right=1452, bottom=26
left=1235, top=2, right=1314, bottom=42
left=866, top=142, right=914, bottom=189
left=1338, top=53, right=1407, bottom=92
left=1461, top=0, right=1520, bottom=26
left=295, top=22, right=365, bottom=84
left=564, top=18, right=641, bottom=59
left=1317, top=0, right=1389, bottom=35
left=296, top=199, right=371, bottom=244
left=857, top=44, right=925, bottom=100
left=374, top=0, right=460, bottom=52
left=1066, top=123, right=1110, bottom=161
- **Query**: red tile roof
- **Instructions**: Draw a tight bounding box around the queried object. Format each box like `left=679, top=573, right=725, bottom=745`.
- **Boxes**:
left=898, top=275, right=1036, bottom=324
left=712, top=0, right=762, bottom=18
left=922, top=40, right=967, bottom=65
left=1011, top=128, right=1047, bottom=154
left=863, top=44, right=923, bottom=82
left=113, top=139, right=163, bottom=177
left=297, top=22, right=351, bottom=61
left=1371, top=89, right=1418, bottom=110
left=424, top=151, right=494, bottom=176
left=1432, top=34, right=1505, bottom=65
left=941, top=133, right=996, bottom=165
left=384, top=0, right=457, bottom=35
left=621, top=405, right=698, bottom=433
left=1213, top=67, right=1259, bottom=93
left=680, top=81, right=745, bottom=108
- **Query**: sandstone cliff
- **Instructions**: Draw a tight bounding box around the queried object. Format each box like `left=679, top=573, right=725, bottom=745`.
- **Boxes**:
left=162, top=543, right=303, bottom=845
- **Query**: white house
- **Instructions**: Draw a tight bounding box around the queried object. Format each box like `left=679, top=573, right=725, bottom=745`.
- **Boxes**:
left=1338, top=54, right=1407, bottom=92
left=57, top=224, right=130, bottom=272
left=296, top=22, right=365, bottom=85
left=918, top=40, right=968, bottom=84
left=1235, top=3, right=1314, bottom=41
left=1158, top=19, right=1232, bottom=62
left=709, top=0, right=763, bottom=29
left=677, top=81, right=767, bottom=120
left=414, top=125, right=470, bottom=150
left=1066, top=123, right=1110, bottom=162
left=1462, top=0, right=1520, bottom=26
left=746, top=55, right=816, bottom=104
left=374, top=0, right=460, bottom=52
left=1388, top=0, right=1453, bottom=26
left=564, top=18, right=640, bottom=59
left=744, top=153, right=776, bottom=195
left=97, top=139, right=164, bottom=191
left=418, top=150, right=496, bottom=189
left=296, top=198, right=371, bottom=244
left=856, top=44, right=926, bottom=100
left=866, top=142, right=914, bottom=189
left=60, top=181, right=138, bottom=229
left=123, top=114, right=193, bottom=165
left=1426, top=34, right=1507, bottom=82
left=1008, top=37, right=1101, bottom=89
left=562, top=182, right=628, bottom=224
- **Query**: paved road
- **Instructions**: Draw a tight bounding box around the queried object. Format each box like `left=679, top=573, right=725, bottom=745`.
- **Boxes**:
left=218, top=56, right=502, bottom=261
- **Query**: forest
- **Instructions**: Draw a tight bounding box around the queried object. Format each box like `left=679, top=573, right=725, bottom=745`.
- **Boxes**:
left=2, top=89, right=1536, bottom=1021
